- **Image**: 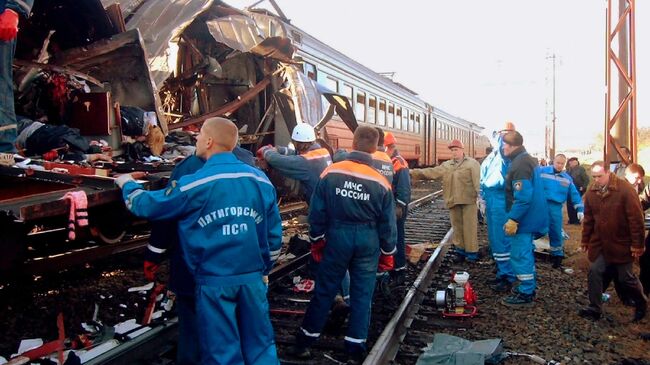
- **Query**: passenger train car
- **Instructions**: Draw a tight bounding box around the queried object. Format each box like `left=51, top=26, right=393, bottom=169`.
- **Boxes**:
left=280, top=15, right=491, bottom=166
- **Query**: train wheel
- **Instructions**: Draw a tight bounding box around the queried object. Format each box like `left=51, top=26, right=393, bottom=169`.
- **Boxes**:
left=0, top=212, right=28, bottom=272
left=91, top=204, right=129, bottom=244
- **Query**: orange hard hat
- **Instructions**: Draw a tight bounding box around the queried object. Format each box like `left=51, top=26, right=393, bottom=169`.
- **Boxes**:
left=384, top=132, right=396, bottom=147
left=448, top=139, right=464, bottom=149
left=501, top=121, right=516, bottom=132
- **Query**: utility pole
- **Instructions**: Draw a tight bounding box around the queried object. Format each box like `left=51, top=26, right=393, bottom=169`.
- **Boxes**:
left=604, top=0, right=637, bottom=166
left=546, top=53, right=557, bottom=159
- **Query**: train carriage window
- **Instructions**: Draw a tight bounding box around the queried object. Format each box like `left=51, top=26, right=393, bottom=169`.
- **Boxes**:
left=324, top=76, right=338, bottom=93
left=408, top=112, right=415, bottom=132
left=378, top=99, right=386, bottom=126
left=415, top=114, right=421, bottom=134
left=396, top=107, right=402, bottom=129
left=342, top=84, right=353, bottom=101
left=402, top=108, right=409, bottom=130
left=356, top=91, right=366, bottom=122
left=303, top=62, right=317, bottom=81
left=388, top=103, right=395, bottom=128
left=368, top=96, right=377, bottom=124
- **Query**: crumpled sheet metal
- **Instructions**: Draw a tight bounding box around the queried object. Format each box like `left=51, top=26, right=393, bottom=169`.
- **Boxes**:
left=284, top=67, right=325, bottom=128
left=416, top=333, right=504, bottom=365
left=102, top=0, right=215, bottom=88
left=206, top=15, right=264, bottom=53
left=206, top=15, right=294, bottom=62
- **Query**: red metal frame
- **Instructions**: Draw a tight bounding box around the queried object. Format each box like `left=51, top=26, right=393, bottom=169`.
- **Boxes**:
left=605, top=0, right=637, bottom=166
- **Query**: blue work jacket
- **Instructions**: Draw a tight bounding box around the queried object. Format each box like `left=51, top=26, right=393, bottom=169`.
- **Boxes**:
left=122, top=152, right=282, bottom=279
left=334, top=148, right=395, bottom=185
left=3, top=0, right=33, bottom=16
left=538, top=166, right=584, bottom=211
left=309, top=151, right=397, bottom=255
left=480, top=136, right=510, bottom=192
left=505, top=147, right=548, bottom=234
left=264, top=143, right=332, bottom=200
left=391, top=150, right=411, bottom=207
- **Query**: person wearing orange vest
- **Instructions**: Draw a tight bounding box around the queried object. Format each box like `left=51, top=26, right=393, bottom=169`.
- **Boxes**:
left=384, top=132, right=411, bottom=283
left=257, top=123, right=332, bottom=201
left=292, top=126, right=396, bottom=363
left=333, top=127, right=394, bottom=185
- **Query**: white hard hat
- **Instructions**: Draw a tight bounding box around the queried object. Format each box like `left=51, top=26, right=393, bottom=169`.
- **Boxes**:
left=291, top=123, right=316, bottom=142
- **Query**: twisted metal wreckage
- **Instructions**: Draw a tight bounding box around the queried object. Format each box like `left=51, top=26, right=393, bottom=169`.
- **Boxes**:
left=0, top=0, right=357, bottom=271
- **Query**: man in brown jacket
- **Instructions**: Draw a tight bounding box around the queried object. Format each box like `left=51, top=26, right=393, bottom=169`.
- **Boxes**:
left=579, top=161, right=647, bottom=321
left=410, top=139, right=480, bottom=262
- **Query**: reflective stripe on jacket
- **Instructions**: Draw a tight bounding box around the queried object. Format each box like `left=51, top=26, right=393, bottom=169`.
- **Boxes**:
left=122, top=152, right=282, bottom=278
left=309, top=151, right=397, bottom=255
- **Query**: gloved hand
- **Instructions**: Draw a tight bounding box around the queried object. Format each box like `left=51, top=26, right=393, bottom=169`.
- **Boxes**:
left=577, top=212, right=584, bottom=222
left=0, top=9, right=19, bottom=42
left=632, top=246, right=645, bottom=258
left=378, top=254, right=394, bottom=272
left=477, top=197, right=486, bottom=217
left=144, top=260, right=160, bottom=282
left=395, top=205, right=404, bottom=219
left=256, top=145, right=274, bottom=160
left=311, top=238, right=326, bottom=263
left=115, top=173, right=135, bottom=189
left=504, top=219, right=518, bottom=236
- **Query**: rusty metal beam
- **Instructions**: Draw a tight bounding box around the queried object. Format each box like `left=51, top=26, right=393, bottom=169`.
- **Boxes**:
left=604, top=0, right=637, bottom=166
left=168, top=75, right=272, bottom=131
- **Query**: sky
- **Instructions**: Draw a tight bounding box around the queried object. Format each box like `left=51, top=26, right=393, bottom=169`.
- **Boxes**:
left=227, top=0, right=649, bottom=155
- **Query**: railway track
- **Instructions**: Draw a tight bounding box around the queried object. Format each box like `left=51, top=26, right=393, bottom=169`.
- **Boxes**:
left=8, top=193, right=454, bottom=364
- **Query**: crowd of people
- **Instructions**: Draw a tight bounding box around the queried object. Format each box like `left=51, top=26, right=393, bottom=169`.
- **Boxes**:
left=117, top=119, right=411, bottom=364
left=113, top=117, right=649, bottom=363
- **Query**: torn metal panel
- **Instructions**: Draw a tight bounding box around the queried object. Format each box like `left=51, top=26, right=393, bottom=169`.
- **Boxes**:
left=205, top=15, right=264, bottom=53
left=284, top=67, right=324, bottom=128
left=117, top=0, right=215, bottom=88
left=247, top=11, right=290, bottom=39
left=55, top=29, right=166, bottom=133
left=205, top=15, right=295, bottom=62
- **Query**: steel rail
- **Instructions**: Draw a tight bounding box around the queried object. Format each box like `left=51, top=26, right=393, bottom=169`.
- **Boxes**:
left=363, top=227, right=453, bottom=365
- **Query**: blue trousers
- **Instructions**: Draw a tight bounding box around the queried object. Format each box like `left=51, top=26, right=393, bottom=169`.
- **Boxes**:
left=195, top=274, right=279, bottom=365
left=176, top=294, right=200, bottom=365
left=0, top=38, right=17, bottom=152
left=484, top=189, right=515, bottom=281
left=547, top=201, right=564, bottom=257
left=298, top=224, right=380, bottom=354
left=394, top=208, right=408, bottom=271
left=510, top=232, right=536, bottom=295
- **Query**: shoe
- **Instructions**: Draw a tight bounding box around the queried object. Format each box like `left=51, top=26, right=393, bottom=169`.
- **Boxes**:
left=491, top=279, right=513, bottom=293
left=633, top=308, right=647, bottom=322
left=641, top=333, right=650, bottom=341
left=288, top=345, right=312, bottom=359
left=345, top=351, right=367, bottom=365
left=621, top=298, right=637, bottom=307
left=501, top=292, right=535, bottom=308
left=390, top=270, right=406, bottom=286
left=487, top=277, right=503, bottom=285
left=452, top=255, right=465, bottom=264
left=551, top=256, right=563, bottom=269
left=578, top=307, right=602, bottom=321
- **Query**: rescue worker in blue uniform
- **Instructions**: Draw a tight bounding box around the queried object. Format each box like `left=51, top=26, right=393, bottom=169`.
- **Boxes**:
left=384, top=132, right=411, bottom=283
left=501, top=131, right=548, bottom=307
left=143, top=142, right=258, bottom=365
left=1, top=0, right=33, bottom=152
left=333, top=127, right=394, bottom=185
left=538, top=153, right=584, bottom=268
left=292, top=126, right=397, bottom=364
left=116, top=117, right=282, bottom=365
left=258, top=123, right=332, bottom=201
left=480, top=122, right=516, bottom=291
